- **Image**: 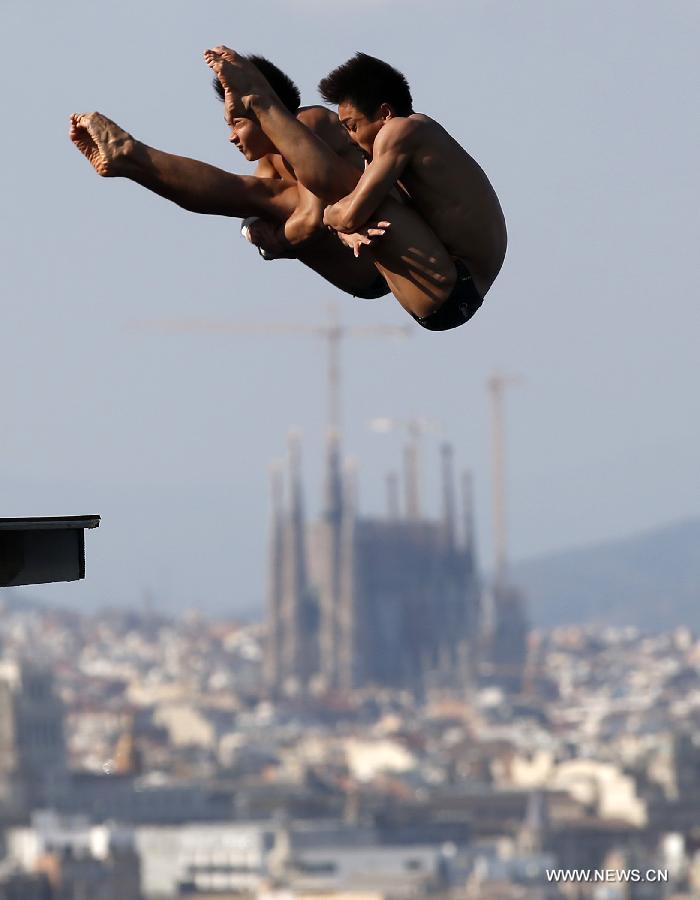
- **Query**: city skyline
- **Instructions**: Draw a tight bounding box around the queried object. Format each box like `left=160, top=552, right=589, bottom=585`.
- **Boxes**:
left=2, top=595, right=700, bottom=896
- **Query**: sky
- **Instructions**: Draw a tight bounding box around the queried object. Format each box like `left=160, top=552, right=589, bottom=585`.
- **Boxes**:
left=1, top=0, right=698, bottom=617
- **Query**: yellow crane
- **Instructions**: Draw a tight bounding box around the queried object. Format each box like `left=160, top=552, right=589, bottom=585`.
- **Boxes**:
left=132, top=304, right=411, bottom=434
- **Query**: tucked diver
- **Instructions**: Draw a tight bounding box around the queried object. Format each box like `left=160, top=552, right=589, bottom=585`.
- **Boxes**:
left=204, top=47, right=507, bottom=330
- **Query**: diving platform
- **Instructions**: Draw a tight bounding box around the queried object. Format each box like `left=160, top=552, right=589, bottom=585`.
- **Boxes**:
left=0, top=516, right=100, bottom=587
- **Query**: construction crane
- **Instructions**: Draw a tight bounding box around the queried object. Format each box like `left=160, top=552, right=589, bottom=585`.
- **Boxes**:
left=487, top=372, right=523, bottom=585
left=369, top=416, right=441, bottom=519
left=132, top=305, right=411, bottom=434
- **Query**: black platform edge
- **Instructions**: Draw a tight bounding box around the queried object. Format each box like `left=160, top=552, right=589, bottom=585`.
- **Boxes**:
left=0, top=516, right=101, bottom=532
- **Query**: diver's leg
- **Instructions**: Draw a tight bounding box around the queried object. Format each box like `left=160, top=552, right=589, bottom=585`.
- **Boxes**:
left=70, top=112, right=298, bottom=220
left=204, top=50, right=358, bottom=202
left=204, top=50, right=458, bottom=315
left=295, top=238, right=386, bottom=298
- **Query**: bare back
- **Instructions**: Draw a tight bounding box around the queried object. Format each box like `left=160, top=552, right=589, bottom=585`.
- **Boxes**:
left=396, top=114, right=507, bottom=293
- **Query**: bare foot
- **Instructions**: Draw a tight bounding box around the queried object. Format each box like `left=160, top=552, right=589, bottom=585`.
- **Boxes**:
left=203, top=46, right=272, bottom=119
left=69, top=112, right=136, bottom=177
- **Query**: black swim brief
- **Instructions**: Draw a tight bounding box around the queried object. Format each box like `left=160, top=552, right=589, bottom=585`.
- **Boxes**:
left=412, top=259, right=483, bottom=332
left=352, top=273, right=391, bottom=301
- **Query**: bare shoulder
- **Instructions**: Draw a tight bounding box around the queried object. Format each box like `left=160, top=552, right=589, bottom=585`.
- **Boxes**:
left=374, top=115, right=424, bottom=151
left=411, top=113, right=470, bottom=152
left=407, top=113, right=448, bottom=142
left=254, top=155, right=280, bottom=178
left=296, top=105, right=338, bottom=133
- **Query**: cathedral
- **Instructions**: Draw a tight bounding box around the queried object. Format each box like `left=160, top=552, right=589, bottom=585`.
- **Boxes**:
left=265, top=431, right=483, bottom=697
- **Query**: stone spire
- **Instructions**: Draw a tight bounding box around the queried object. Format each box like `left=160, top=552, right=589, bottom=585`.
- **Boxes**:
left=461, top=470, right=476, bottom=557
left=265, top=461, right=284, bottom=692
left=323, top=428, right=344, bottom=522
left=386, top=472, right=400, bottom=520
left=320, top=429, right=344, bottom=692
left=441, top=443, right=456, bottom=549
left=280, top=430, right=309, bottom=693
left=337, top=459, right=358, bottom=692
left=403, top=441, right=420, bottom=520
left=288, top=430, right=307, bottom=588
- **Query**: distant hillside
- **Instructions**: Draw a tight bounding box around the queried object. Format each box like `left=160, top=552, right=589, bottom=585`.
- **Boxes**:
left=3, top=519, right=698, bottom=633
left=512, top=519, right=700, bottom=630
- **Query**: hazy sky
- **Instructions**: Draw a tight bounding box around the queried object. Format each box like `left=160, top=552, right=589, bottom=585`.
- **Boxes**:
left=1, top=1, right=698, bottom=615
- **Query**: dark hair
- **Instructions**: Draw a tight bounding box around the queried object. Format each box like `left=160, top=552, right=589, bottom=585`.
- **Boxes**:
left=212, top=55, right=301, bottom=114
left=318, top=53, right=413, bottom=118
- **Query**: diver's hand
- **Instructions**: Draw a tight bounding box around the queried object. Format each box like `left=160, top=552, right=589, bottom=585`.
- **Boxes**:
left=335, top=221, right=391, bottom=258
